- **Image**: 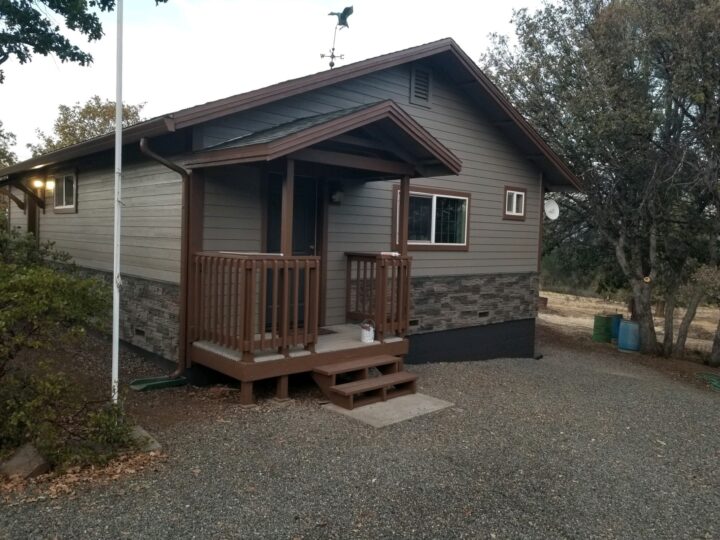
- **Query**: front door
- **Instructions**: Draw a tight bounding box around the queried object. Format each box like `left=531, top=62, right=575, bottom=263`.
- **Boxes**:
left=266, top=175, right=318, bottom=256
left=266, top=175, right=320, bottom=329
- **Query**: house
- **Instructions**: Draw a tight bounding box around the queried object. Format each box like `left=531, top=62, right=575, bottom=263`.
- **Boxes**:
left=0, top=38, right=579, bottom=407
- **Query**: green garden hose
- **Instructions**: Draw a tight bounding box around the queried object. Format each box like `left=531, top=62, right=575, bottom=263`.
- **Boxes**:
left=696, top=372, right=720, bottom=391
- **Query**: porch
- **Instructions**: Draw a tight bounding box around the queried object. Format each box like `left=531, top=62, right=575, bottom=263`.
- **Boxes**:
left=177, top=101, right=462, bottom=404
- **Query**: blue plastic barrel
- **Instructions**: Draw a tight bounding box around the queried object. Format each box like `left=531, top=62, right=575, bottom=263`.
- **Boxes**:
left=618, top=320, right=640, bottom=352
left=610, top=314, right=624, bottom=340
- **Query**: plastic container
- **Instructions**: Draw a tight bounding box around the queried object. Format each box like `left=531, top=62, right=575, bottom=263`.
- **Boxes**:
left=592, top=315, right=612, bottom=343
left=360, top=319, right=375, bottom=343
left=609, top=314, right=624, bottom=340
left=618, top=320, right=640, bottom=352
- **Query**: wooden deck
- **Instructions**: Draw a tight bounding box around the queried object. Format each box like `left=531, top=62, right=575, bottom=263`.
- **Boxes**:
left=190, top=323, right=409, bottom=384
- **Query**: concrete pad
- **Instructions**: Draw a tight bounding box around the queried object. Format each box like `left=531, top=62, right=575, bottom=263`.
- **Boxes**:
left=323, top=394, right=453, bottom=428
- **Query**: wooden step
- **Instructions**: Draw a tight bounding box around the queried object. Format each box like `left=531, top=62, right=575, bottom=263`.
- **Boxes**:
left=314, top=355, right=401, bottom=376
left=312, top=355, right=403, bottom=399
left=328, top=371, right=417, bottom=410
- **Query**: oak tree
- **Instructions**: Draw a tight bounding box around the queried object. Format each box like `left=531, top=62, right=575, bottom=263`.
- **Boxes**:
left=0, top=0, right=168, bottom=83
left=28, top=95, right=144, bottom=156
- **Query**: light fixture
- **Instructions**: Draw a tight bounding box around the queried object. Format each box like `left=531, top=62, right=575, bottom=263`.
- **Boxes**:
left=45, top=179, right=55, bottom=191
left=330, top=188, right=344, bottom=204
left=31, top=179, right=44, bottom=189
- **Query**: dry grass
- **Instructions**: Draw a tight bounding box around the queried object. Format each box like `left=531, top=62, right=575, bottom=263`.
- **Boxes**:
left=540, top=290, right=718, bottom=355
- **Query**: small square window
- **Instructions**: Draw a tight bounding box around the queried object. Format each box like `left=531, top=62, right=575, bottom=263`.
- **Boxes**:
left=504, top=188, right=526, bottom=220
left=52, top=173, right=78, bottom=213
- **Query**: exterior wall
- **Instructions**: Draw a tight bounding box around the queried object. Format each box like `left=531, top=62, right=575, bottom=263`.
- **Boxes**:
left=37, top=160, right=183, bottom=283
left=408, top=272, right=538, bottom=334
left=203, top=166, right=263, bottom=252
left=6, top=159, right=184, bottom=362
left=120, top=273, right=179, bottom=361
left=77, top=267, right=180, bottom=361
left=195, top=63, right=543, bottom=329
left=8, top=187, right=27, bottom=232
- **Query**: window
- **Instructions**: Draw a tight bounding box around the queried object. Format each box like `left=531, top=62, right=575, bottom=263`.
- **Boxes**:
left=52, top=174, right=77, bottom=213
left=394, top=186, right=469, bottom=251
left=410, top=66, right=432, bottom=107
left=504, top=187, right=526, bottom=220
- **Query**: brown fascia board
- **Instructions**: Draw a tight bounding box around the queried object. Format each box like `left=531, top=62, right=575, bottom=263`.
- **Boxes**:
left=0, top=117, right=175, bottom=177
left=186, top=101, right=462, bottom=175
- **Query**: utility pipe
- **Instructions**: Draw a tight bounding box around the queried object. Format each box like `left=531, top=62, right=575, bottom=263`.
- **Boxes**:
left=111, top=0, right=124, bottom=403
left=139, top=137, right=191, bottom=378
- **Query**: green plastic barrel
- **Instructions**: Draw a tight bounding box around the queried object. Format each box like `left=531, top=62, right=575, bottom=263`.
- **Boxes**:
left=592, top=314, right=612, bottom=343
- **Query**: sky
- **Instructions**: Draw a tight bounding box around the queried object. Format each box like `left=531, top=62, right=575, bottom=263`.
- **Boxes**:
left=0, top=0, right=542, bottom=161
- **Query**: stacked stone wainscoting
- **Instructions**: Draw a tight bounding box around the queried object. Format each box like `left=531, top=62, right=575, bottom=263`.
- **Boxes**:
left=408, top=272, right=539, bottom=334
left=77, top=268, right=180, bottom=361
left=120, top=275, right=180, bottom=361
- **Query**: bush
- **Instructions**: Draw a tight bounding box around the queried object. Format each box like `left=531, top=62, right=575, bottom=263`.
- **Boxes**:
left=0, top=228, right=134, bottom=469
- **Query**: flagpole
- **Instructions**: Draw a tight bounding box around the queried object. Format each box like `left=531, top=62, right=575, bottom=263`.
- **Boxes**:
left=111, top=0, right=124, bottom=404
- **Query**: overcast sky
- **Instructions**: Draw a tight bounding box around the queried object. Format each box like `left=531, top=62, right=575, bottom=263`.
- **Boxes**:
left=0, top=0, right=542, bottom=161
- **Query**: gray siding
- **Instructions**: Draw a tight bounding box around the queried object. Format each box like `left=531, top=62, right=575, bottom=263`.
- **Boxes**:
left=195, top=65, right=541, bottom=323
left=8, top=186, right=27, bottom=232
left=197, top=63, right=542, bottom=325
left=203, top=166, right=263, bottom=252
left=37, top=161, right=182, bottom=283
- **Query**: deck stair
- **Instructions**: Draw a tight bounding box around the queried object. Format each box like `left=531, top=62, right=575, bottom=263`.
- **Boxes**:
left=313, top=355, right=417, bottom=410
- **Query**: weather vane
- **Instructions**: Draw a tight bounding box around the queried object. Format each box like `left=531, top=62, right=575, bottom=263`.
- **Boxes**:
left=321, top=6, right=353, bottom=69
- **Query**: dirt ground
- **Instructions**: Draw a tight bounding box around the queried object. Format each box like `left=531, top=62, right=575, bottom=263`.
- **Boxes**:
left=540, top=290, right=719, bottom=356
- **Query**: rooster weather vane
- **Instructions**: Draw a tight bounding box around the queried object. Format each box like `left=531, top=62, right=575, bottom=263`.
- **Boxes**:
left=321, top=6, right=353, bottom=69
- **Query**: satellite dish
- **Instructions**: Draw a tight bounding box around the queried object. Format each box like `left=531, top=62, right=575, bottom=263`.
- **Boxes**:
left=544, top=199, right=560, bottom=220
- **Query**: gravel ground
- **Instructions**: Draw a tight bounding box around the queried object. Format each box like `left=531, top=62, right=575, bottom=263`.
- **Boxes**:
left=2, top=333, right=719, bottom=539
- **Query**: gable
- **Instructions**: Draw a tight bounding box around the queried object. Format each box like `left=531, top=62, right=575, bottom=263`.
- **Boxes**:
left=194, top=62, right=542, bottom=184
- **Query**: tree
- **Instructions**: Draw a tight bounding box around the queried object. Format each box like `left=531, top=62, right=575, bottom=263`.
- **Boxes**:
left=28, top=95, right=145, bottom=156
left=0, top=0, right=167, bottom=83
left=0, top=120, right=16, bottom=168
left=482, top=0, right=719, bottom=356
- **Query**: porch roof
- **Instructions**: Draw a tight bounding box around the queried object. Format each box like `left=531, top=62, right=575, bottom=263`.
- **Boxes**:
left=184, top=100, right=462, bottom=178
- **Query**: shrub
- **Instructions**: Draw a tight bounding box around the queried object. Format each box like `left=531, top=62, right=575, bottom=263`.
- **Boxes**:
left=0, top=228, right=134, bottom=468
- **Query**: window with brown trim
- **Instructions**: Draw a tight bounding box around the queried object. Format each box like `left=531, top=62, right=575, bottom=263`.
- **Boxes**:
left=393, top=185, right=470, bottom=251
left=51, top=173, right=78, bottom=213
left=504, top=187, right=526, bottom=220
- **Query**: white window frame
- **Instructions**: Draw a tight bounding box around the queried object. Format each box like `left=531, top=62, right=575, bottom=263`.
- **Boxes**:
left=505, top=189, right=526, bottom=218
left=52, top=173, right=77, bottom=212
left=396, top=190, right=469, bottom=247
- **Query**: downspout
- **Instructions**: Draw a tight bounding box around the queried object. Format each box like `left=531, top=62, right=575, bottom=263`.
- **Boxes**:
left=139, top=137, right=191, bottom=377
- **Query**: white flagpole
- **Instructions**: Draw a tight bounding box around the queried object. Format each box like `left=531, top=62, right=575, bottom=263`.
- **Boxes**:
left=111, top=0, right=124, bottom=404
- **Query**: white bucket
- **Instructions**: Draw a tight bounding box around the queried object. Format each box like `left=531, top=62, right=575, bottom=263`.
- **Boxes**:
left=360, top=320, right=375, bottom=343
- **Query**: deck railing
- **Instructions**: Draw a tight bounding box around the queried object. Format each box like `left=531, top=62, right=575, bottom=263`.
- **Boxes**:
left=191, top=252, right=321, bottom=360
left=345, top=252, right=411, bottom=339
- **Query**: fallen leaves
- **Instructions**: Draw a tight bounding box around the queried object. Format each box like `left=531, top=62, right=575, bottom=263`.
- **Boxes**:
left=1, top=450, right=167, bottom=505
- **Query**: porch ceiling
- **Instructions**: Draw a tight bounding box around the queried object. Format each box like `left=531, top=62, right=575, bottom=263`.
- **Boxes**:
left=184, top=100, right=462, bottom=178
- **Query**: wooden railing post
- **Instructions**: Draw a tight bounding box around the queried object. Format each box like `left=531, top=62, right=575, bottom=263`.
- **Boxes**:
left=374, top=257, right=386, bottom=340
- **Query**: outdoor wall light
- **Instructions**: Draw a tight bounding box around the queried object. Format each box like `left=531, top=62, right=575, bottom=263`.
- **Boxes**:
left=31, top=179, right=44, bottom=189
left=45, top=180, right=55, bottom=191
left=330, top=188, right=344, bottom=204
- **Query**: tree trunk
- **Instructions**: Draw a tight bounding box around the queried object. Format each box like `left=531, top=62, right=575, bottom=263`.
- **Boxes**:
left=662, top=292, right=676, bottom=357
left=710, top=318, right=720, bottom=368
left=631, top=280, right=659, bottom=355
left=673, top=286, right=705, bottom=358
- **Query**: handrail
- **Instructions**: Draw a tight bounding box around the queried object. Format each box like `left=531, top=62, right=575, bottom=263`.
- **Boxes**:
left=192, top=252, right=320, bottom=360
left=345, top=252, right=411, bottom=339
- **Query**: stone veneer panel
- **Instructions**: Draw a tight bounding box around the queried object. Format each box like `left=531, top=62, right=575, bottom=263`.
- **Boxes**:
left=408, top=272, right=539, bottom=334
left=78, top=268, right=180, bottom=361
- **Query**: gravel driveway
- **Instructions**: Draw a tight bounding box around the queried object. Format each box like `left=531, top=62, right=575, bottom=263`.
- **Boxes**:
left=2, top=334, right=719, bottom=539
